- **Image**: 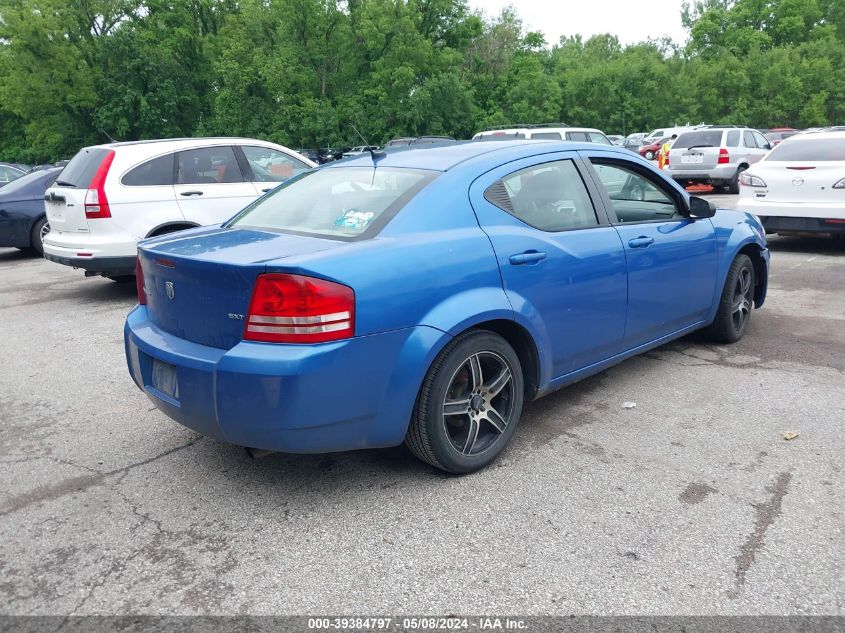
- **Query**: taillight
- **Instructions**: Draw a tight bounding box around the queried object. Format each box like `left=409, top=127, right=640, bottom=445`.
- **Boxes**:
left=244, top=273, right=354, bottom=343
left=85, top=150, right=115, bottom=219
left=136, top=258, right=146, bottom=305
left=717, top=149, right=730, bottom=164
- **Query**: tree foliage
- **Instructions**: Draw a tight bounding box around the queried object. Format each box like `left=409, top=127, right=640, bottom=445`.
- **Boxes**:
left=0, top=0, right=842, bottom=162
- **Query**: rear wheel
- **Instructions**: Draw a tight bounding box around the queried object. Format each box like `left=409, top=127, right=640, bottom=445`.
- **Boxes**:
left=728, top=166, right=746, bottom=194
left=405, top=331, right=524, bottom=474
left=644, top=150, right=655, bottom=160
left=30, top=217, right=49, bottom=255
left=704, top=254, right=755, bottom=343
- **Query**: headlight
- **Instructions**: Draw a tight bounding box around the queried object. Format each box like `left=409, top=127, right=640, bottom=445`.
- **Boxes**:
left=833, top=178, right=845, bottom=189
left=739, top=172, right=767, bottom=187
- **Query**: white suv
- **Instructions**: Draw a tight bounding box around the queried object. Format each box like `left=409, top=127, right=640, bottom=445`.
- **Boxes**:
left=43, top=138, right=315, bottom=279
left=472, top=126, right=613, bottom=144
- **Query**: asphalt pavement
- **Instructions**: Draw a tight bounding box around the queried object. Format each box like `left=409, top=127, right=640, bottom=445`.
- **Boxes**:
left=1, top=196, right=843, bottom=615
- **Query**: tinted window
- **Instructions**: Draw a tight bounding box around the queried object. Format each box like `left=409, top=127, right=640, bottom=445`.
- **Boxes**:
left=122, top=154, right=174, bottom=186
left=55, top=147, right=111, bottom=188
left=766, top=138, right=845, bottom=161
left=177, top=146, right=244, bottom=184
left=589, top=132, right=612, bottom=145
left=241, top=146, right=310, bottom=183
left=566, top=132, right=589, bottom=142
left=743, top=131, right=757, bottom=148
left=229, top=167, right=433, bottom=239
left=486, top=160, right=598, bottom=232
left=531, top=132, right=562, bottom=140
left=591, top=162, right=678, bottom=223
left=673, top=131, right=723, bottom=149
left=726, top=131, right=740, bottom=147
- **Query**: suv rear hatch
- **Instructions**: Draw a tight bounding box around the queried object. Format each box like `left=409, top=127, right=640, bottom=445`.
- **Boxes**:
left=44, top=147, right=114, bottom=234
left=670, top=130, right=724, bottom=171
left=139, top=227, right=343, bottom=349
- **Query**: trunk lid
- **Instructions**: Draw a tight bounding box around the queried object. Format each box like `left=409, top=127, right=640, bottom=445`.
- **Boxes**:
left=669, top=130, right=724, bottom=171
left=139, top=226, right=344, bottom=349
left=752, top=163, right=844, bottom=203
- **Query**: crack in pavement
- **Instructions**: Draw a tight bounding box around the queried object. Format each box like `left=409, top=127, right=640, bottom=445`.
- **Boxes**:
left=0, top=436, right=202, bottom=518
left=731, top=471, right=793, bottom=593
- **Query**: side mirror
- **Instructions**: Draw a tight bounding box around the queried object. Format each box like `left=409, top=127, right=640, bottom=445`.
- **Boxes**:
left=686, top=195, right=717, bottom=219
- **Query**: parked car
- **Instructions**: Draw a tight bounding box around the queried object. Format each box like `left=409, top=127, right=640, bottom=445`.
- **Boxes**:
left=665, top=126, right=771, bottom=193
left=0, top=162, right=27, bottom=188
left=736, top=130, right=845, bottom=237
left=642, top=125, right=704, bottom=146
left=42, top=138, right=316, bottom=280
left=125, top=141, right=768, bottom=473
left=0, top=167, right=61, bottom=254
left=342, top=145, right=380, bottom=157
left=764, top=128, right=799, bottom=146
left=607, top=135, right=625, bottom=146
left=638, top=137, right=672, bottom=160
left=473, top=126, right=613, bottom=145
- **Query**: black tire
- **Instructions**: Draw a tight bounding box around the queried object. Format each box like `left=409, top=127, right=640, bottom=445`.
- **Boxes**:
left=405, top=330, right=524, bottom=474
left=30, top=216, right=49, bottom=256
left=106, top=275, right=135, bottom=283
left=728, top=166, right=746, bottom=194
left=644, top=150, right=655, bottom=160
left=704, top=254, right=755, bottom=343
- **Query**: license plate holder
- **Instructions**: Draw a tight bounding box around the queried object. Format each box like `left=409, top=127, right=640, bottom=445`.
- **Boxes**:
left=681, top=154, right=704, bottom=164
left=152, top=359, right=179, bottom=400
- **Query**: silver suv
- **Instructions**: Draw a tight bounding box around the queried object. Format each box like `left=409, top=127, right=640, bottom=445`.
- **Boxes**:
left=666, top=127, right=772, bottom=193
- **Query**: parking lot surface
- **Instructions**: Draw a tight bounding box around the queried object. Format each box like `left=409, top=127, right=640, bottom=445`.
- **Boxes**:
left=1, top=193, right=843, bottom=615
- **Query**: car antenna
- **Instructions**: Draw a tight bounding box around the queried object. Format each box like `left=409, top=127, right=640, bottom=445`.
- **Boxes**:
left=351, top=123, right=386, bottom=163
left=100, top=129, right=118, bottom=143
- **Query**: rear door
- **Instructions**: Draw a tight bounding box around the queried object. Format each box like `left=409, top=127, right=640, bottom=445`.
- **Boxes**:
left=235, top=145, right=312, bottom=196
left=44, top=147, right=113, bottom=234
left=469, top=152, right=628, bottom=378
left=108, top=152, right=180, bottom=238
left=174, top=146, right=258, bottom=226
left=583, top=152, right=718, bottom=348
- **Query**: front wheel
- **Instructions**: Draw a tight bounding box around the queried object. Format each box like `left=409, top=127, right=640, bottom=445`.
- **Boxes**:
left=704, top=254, right=755, bottom=343
left=405, top=331, right=524, bottom=474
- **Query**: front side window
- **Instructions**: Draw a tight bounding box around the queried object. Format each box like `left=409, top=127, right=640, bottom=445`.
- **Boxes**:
left=228, top=167, right=434, bottom=239
left=743, top=131, right=757, bottom=148
left=178, top=146, right=244, bottom=185
left=591, top=162, right=679, bottom=223
left=531, top=132, right=562, bottom=140
left=588, top=132, right=612, bottom=145
left=752, top=131, right=770, bottom=149
left=484, top=159, right=598, bottom=232
left=122, top=154, right=174, bottom=186
left=241, top=146, right=310, bottom=183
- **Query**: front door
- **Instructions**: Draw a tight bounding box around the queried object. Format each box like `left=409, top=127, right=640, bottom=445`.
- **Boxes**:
left=583, top=153, right=718, bottom=349
left=469, top=153, right=628, bottom=379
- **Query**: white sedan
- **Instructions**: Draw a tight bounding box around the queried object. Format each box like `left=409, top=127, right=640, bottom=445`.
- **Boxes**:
left=737, top=130, right=845, bottom=237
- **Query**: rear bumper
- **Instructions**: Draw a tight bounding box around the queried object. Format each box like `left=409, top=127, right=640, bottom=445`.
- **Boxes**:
left=124, top=306, right=446, bottom=453
left=736, top=197, right=845, bottom=221
left=666, top=164, right=736, bottom=183
left=759, top=216, right=845, bottom=235
left=43, top=232, right=137, bottom=275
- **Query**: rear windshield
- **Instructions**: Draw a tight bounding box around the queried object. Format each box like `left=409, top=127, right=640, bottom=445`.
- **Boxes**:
left=766, top=138, right=845, bottom=161
left=228, top=167, right=435, bottom=240
left=0, top=168, right=55, bottom=195
left=672, top=131, right=723, bottom=149
left=56, top=147, right=111, bottom=188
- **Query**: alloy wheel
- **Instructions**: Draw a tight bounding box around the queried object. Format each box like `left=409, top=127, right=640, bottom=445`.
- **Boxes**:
left=731, top=267, right=753, bottom=332
left=441, top=351, right=516, bottom=456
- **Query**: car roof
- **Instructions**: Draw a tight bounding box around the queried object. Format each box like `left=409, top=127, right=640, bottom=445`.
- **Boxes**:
left=83, top=137, right=289, bottom=151
left=475, top=127, right=604, bottom=136
left=327, top=140, right=630, bottom=171
left=784, top=130, right=845, bottom=141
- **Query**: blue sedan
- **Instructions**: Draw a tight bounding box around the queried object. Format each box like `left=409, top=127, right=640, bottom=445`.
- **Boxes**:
left=0, top=167, right=61, bottom=254
left=125, top=142, right=768, bottom=473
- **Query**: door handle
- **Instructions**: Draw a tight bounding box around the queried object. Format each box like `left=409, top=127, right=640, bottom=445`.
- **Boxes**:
left=509, top=251, right=547, bottom=265
left=261, top=188, right=274, bottom=193
left=180, top=191, right=204, bottom=196
left=628, top=236, right=654, bottom=248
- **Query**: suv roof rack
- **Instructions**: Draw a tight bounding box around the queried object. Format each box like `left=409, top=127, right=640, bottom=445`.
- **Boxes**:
left=484, top=123, right=570, bottom=130
left=701, top=124, right=746, bottom=129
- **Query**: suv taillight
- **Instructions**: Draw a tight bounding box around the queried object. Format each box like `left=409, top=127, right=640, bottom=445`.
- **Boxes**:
left=244, top=273, right=354, bottom=343
left=718, top=148, right=730, bottom=164
left=85, top=150, right=115, bottom=219
left=136, top=258, right=147, bottom=305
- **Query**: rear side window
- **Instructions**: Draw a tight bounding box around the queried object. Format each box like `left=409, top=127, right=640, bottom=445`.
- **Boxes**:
left=122, top=154, right=175, bottom=186
left=484, top=159, right=598, bottom=232
left=766, top=138, right=845, bottom=161
left=178, top=146, right=244, bottom=184
left=566, top=132, right=589, bottom=142
left=0, top=165, right=22, bottom=183
left=531, top=132, right=562, bottom=140
left=228, top=167, right=434, bottom=240
left=476, top=132, right=527, bottom=140
left=56, top=147, right=111, bottom=188
left=726, top=131, right=740, bottom=147
left=672, top=131, right=723, bottom=149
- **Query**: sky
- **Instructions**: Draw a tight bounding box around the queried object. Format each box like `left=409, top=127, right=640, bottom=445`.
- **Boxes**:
left=468, top=0, right=689, bottom=47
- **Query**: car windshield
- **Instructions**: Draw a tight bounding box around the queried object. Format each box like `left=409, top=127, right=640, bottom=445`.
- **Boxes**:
left=766, top=138, right=845, bottom=161
left=227, top=167, right=435, bottom=239
left=672, top=131, right=723, bottom=149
